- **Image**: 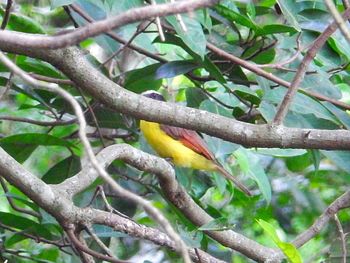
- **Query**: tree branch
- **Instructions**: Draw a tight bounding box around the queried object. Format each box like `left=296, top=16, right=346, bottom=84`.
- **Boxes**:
left=58, top=144, right=279, bottom=262
left=0, top=44, right=349, bottom=150
left=292, top=190, right=350, bottom=248
left=0, top=0, right=218, bottom=49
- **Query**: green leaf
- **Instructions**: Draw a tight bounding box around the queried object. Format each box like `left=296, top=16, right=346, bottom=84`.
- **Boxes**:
left=86, top=105, right=127, bottom=129
left=0, top=133, right=76, bottom=163
left=42, top=155, right=81, bottom=184
left=214, top=4, right=259, bottom=31
left=186, top=87, right=208, bottom=108
left=286, top=151, right=312, bottom=172
left=166, top=14, right=206, bottom=59
left=263, top=88, right=339, bottom=124
left=0, top=11, right=45, bottom=34
left=155, top=60, right=199, bottom=79
left=259, top=24, right=298, bottom=36
left=0, top=212, right=53, bottom=240
left=234, top=148, right=271, bottom=203
left=321, top=151, right=350, bottom=173
left=322, top=102, right=350, bottom=129
left=276, top=0, right=301, bottom=31
left=257, top=219, right=302, bottom=263
left=124, top=63, right=163, bottom=93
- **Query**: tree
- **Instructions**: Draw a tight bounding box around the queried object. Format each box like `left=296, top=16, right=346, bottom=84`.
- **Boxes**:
left=0, top=0, right=349, bottom=262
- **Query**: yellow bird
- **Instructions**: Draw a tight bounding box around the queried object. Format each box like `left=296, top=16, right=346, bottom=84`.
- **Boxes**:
left=140, top=91, right=252, bottom=196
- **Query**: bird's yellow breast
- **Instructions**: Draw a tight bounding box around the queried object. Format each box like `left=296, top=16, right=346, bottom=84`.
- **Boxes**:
left=140, top=120, right=216, bottom=171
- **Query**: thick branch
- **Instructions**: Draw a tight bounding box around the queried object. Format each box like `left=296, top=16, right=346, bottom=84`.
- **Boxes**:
left=0, top=0, right=218, bottom=49
left=0, top=45, right=349, bottom=150
left=58, top=144, right=278, bottom=262
left=0, top=146, right=225, bottom=263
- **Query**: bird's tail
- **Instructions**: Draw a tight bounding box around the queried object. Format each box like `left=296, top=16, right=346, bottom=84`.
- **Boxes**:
left=215, top=164, right=253, bottom=196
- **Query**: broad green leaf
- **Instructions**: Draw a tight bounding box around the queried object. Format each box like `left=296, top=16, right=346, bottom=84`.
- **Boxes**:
left=186, top=87, right=208, bottom=108
left=234, top=148, right=271, bottom=203
left=0, top=11, right=45, bottom=34
left=263, top=88, right=339, bottom=124
left=322, top=102, right=350, bottom=129
left=0, top=212, right=52, bottom=239
left=86, top=105, right=127, bottom=129
left=214, top=4, right=259, bottom=31
left=257, top=219, right=302, bottom=263
left=286, top=152, right=312, bottom=172
left=259, top=24, right=298, bottom=36
left=155, top=60, right=199, bottom=79
left=0, top=133, right=76, bottom=163
left=42, top=155, right=81, bottom=184
left=276, top=0, right=301, bottom=31
left=124, top=63, right=163, bottom=93
left=166, top=14, right=206, bottom=59
left=321, top=151, right=350, bottom=173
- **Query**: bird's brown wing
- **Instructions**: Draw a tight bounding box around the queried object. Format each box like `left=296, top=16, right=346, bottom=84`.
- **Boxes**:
left=160, top=124, right=216, bottom=161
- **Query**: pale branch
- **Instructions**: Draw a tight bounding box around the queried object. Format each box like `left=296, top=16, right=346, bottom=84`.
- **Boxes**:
left=0, top=145, right=225, bottom=263
left=292, top=190, right=350, bottom=248
left=0, top=0, right=218, bottom=49
left=272, top=8, right=350, bottom=124
left=89, top=208, right=227, bottom=263
left=58, top=144, right=279, bottom=262
left=0, top=51, right=190, bottom=262
left=0, top=45, right=349, bottom=150
left=206, top=42, right=350, bottom=111
left=68, top=3, right=167, bottom=63
left=325, top=0, right=350, bottom=45
left=334, top=214, right=347, bottom=263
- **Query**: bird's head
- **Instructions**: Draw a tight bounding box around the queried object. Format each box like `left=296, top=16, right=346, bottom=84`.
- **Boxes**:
left=141, top=90, right=165, bottom=101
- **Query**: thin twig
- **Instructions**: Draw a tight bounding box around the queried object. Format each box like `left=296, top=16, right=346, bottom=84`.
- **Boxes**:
left=334, top=214, right=347, bottom=263
left=257, top=33, right=302, bottom=69
left=292, top=190, right=350, bottom=248
left=66, top=228, right=128, bottom=263
left=100, top=20, right=154, bottom=68
left=0, top=51, right=191, bottom=263
left=272, top=8, right=350, bottom=125
left=0, top=221, right=71, bottom=254
left=206, top=42, right=350, bottom=111
left=150, top=0, right=165, bottom=41
left=0, top=115, right=76, bottom=126
left=0, top=71, right=13, bottom=101
left=85, top=225, right=114, bottom=257
left=0, top=0, right=13, bottom=30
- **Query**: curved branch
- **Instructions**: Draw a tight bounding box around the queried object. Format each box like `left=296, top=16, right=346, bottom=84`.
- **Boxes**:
left=0, top=145, right=227, bottom=263
left=0, top=0, right=218, bottom=49
left=59, top=144, right=279, bottom=262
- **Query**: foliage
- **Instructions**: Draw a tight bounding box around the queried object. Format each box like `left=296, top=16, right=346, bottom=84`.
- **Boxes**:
left=0, top=0, right=349, bottom=262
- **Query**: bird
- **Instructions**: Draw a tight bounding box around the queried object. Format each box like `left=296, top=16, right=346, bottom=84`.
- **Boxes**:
left=139, top=91, right=252, bottom=196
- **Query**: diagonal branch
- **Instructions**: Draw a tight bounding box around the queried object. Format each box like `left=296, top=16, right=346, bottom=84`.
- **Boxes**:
left=0, top=0, right=218, bottom=49
left=272, top=8, right=350, bottom=125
